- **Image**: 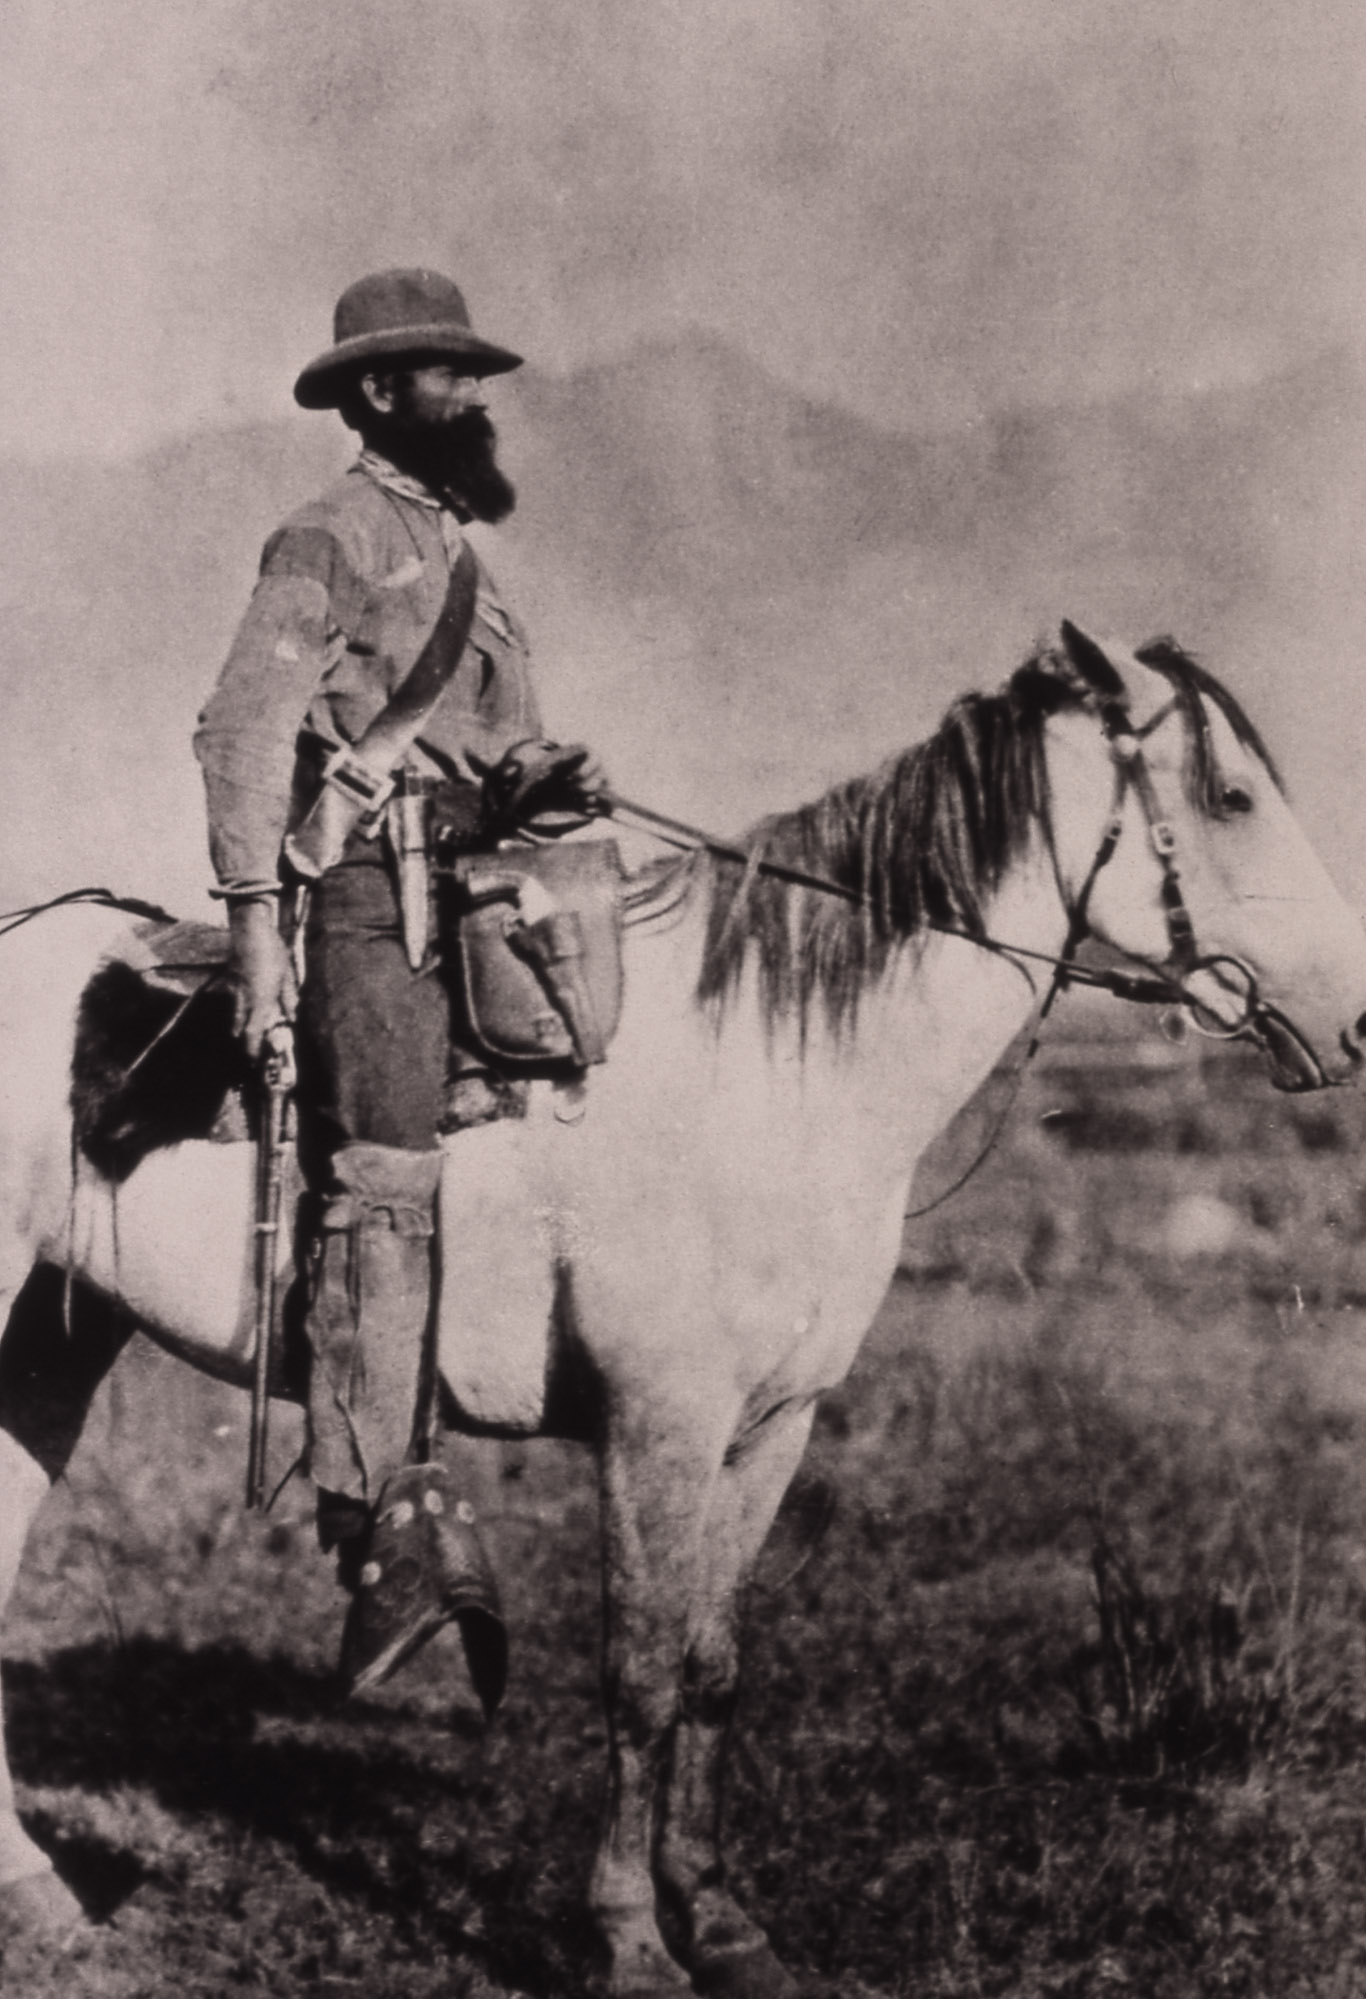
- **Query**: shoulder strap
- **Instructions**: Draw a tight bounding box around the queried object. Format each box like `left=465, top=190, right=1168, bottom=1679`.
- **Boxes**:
left=283, top=541, right=480, bottom=880
left=352, top=538, right=480, bottom=769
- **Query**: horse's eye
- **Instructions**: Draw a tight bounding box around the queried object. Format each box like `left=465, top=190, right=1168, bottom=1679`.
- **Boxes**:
left=1218, top=783, right=1254, bottom=816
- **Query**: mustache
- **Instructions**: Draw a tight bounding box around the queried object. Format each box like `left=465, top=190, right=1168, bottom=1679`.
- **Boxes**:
left=408, top=405, right=497, bottom=446
left=382, top=403, right=497, bottom=455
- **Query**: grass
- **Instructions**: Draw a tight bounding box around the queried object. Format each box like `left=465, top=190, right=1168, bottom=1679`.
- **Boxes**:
left=9, top=1010, right=1366, bottom=1994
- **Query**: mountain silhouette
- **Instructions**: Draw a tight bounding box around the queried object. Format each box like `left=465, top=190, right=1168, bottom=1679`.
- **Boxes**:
left=1, top=331, right=1361, bottom=912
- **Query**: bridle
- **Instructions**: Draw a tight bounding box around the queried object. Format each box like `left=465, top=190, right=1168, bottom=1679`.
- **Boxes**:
left=604, top=673, right=1331, bottom=1090
left=1035, top=682, right=1330, bottom=1089
left=0, top=681, right=1325, bottom=1106
left=0, top=679, right=1332, bottom=1237
left=605, top=677, right=1334, bottom=1216
left=1023, top=686, right=1240, bottom=1048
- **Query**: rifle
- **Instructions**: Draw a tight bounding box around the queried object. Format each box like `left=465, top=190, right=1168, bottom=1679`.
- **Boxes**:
left=246, top=1021, right=296, bottom=1510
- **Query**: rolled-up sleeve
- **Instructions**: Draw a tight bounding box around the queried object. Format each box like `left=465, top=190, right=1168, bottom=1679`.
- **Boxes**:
left=194, top=528, right=341, bottom=893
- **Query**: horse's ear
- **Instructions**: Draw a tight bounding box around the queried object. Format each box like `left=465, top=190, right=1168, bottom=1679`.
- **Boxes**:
left=1059, top=621, right=1127, bottom=698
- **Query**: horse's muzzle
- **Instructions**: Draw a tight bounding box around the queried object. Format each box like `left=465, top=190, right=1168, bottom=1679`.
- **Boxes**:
left=1249, top=1003, right=1341, bottom=1093
left=1176, top=955, right=1351, bottom=1093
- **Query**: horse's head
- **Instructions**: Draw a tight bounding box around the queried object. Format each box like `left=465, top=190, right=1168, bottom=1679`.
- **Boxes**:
left=1043, top=621, right=1366, bottom=1091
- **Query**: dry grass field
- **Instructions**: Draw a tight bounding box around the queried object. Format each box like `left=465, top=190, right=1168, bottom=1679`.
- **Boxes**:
left=8, top=1008, right=1366, bottom=1997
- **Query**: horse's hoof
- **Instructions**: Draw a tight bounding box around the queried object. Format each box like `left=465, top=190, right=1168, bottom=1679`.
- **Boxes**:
left=608, top=1965, right=695, bottom=1999
left=692, top=1942, right=806, bottom=1999
left=0, top=1868, right=90, bottom=1952
left=606, top=1963, right=695, bottom=1999
left=610, top=1985, right=693, bottom=1999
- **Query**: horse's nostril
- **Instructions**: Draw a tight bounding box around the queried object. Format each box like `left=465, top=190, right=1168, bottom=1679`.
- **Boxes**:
left=1356, top=1011, right=1366, bottom=1044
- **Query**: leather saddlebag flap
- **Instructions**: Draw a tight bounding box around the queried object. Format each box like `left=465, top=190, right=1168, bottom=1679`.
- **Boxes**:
left=448, top=841, right=624, bottom=1066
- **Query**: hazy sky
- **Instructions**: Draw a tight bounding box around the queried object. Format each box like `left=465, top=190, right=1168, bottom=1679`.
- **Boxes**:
left=3, top=0, right=1366, bottom=925
left=3, top=0, right=1362, bottom=459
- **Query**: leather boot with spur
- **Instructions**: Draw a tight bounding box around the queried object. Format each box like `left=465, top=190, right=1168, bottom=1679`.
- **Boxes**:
left=340, top=1460, right=508, bottom=1712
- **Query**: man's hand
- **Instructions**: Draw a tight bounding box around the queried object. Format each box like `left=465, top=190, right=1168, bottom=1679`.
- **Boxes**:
left=226, top=897, right=298, bottom=1060
left=473, top=740, right=609, bottom=836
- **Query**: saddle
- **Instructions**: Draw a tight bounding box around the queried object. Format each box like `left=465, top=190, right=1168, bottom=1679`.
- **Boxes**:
left=72, top=847, right=626, bottom=1180
left=71, top=921, right=246, bottom=1180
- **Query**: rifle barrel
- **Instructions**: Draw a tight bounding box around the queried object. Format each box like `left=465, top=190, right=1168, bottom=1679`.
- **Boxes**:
left=246, top=1032, right=295, bottom=1510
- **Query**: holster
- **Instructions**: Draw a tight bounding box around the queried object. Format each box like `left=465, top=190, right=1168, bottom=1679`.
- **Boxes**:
left=505, top=908, right=607, bottom=1066
left=440, top=842, right=624, bottom=1069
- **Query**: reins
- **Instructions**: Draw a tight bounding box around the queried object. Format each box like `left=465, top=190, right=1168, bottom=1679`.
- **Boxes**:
left=0, top=885, right=176, bottom=939
left=4, top=679, right=1309, bottom=1234
left=601, top=681, right=1282, bottom=1217
left=599, top=689, right=1194, bottom=1018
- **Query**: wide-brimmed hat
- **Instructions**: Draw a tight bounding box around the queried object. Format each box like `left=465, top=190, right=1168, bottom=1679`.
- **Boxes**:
left=294, top=268, right=523, bottom=409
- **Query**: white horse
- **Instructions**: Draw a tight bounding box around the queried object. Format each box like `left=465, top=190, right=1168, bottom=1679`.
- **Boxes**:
left=2, top=624, right=1365, bottom=1998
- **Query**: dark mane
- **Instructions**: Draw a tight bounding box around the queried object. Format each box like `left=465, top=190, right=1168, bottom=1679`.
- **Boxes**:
left=696, top=636, right=1278, bottom=1035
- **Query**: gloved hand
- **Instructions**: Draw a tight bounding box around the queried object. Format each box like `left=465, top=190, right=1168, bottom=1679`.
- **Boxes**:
left=226, top=896, right=298, bottom=1060
left=472, top=739, right=609, bottom=837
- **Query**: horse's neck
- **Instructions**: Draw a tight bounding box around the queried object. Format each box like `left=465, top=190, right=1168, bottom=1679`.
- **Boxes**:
left=831, top=844, right=1070, bottom=1166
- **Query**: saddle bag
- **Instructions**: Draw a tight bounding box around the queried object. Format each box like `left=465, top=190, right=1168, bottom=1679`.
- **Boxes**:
left=441, top=841, right=624, bottom=1068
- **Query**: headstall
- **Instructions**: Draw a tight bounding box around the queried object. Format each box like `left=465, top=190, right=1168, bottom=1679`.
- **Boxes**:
left=605, top=677, right=1328, bottom=1086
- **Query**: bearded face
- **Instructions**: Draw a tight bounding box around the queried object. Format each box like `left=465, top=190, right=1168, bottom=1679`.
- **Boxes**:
left=352, top=365, right=518, bottom=523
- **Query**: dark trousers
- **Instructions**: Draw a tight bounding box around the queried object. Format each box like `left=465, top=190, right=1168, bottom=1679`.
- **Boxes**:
left=297, top=849, right=452, bottom=1155
left=295, top=849, right=451, bottom=1506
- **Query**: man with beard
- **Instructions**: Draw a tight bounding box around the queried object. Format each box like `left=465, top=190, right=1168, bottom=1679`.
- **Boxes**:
left=195, top=269, right=601, bottom=1696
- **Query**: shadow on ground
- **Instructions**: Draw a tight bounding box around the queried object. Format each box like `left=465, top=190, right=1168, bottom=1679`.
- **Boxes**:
left=6, top=1637, right=601, bottom=1997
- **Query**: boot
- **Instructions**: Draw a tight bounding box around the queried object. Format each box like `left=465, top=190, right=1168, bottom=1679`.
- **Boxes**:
left=303, top=1143, right=507, bottom=1706
left=339, top=1460, right=508, bottom=1712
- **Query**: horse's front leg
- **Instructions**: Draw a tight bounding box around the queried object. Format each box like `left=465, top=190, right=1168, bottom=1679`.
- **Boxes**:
left=0, top=1428, right=73, bottom=1940
left=658, top=1401, right=817, bottom=1999
left=593, top=1399, right=732, bottom=1999
left=0, top=1267, right=132, bottom=1950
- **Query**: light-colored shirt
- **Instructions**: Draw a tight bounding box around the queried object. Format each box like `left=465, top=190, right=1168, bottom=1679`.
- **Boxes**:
left=195, top=456, right=541, bottom=894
